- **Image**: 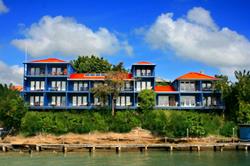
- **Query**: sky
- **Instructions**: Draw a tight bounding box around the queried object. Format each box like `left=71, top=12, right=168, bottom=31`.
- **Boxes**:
left=0, top=0, right=250, bottom=85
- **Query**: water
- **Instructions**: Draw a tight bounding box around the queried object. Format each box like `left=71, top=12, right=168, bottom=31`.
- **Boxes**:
left=0, top=151, right=249, bottom=166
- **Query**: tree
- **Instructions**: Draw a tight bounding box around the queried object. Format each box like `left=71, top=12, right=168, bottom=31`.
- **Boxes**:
left=112, top=62, right=127, bottom=72
left=71, top=55, right=112, bottom=73
left=0, top=84, right=27, bottom=131
left=106, top=71, right=128, bottom=116
left=138, top=89, right=155, bottom=111
left=91, top=71, right=128, bottom=116
left=91, top=83, right=111, bottom=107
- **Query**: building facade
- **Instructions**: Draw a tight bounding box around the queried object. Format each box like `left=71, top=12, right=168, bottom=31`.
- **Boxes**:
left=22, top=58, right=224, bottom=110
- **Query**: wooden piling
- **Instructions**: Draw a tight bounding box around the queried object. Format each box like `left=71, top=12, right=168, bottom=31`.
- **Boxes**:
left=245, top=146, right=248, bottom=151
left=2, top=146, right=6, bottom=152
left=116, top=146, right=121, bottom=153
left=63, top=146, right=67, bottom=153
left=36, top=145, right=41, bottom=152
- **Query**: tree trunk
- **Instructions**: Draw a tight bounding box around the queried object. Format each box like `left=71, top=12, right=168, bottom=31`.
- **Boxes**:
left=112, top=98, right=115, bottom=116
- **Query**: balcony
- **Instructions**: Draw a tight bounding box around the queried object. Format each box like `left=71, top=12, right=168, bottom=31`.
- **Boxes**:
left=48, top=68, right=67, bottom=76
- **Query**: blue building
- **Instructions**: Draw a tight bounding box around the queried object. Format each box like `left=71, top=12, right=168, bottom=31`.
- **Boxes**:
left=22, top=58, right=224, bottom=110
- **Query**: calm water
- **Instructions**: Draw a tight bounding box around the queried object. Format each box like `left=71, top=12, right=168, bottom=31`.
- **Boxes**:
left=0, top=151, right=249, bottom=166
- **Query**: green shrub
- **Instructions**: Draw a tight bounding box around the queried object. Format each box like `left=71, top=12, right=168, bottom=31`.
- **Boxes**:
left=110, top=111, right=140, bottom=133
left=138, top=89, right=155, bottom=111
left=21, top=112, right=42, bottom=136
left=219, top=121, right=237, bottom=137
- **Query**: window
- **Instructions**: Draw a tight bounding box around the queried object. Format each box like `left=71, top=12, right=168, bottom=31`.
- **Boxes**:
left=180, top=96, right=196, bottom=107
left=158, top=96, right=169, bottom=106
left=72, top=96, right=87, bottom=106
left=94, top=97, right=101, bottom=106
left=30, top=96, right=44, bottom=106
left=136, top=81, right=141, bottom=91
left=202, top=82, right=213, bottom=91
left=136, top=69, right=141, bottom=76
left=73, top=81, right=88, bottom=91
left=30, top=81, right=45, bottom=91
left=124, top=81, right=132, bottom=91
left=116, top=96, right=131, bottom=106
left=203, top=96, right=217, bottom=106
left=30, top=67, right=44, bottom=75
left=51, top=96, right=66, bottom=106
left=146, top=81, right=151, bottom=89
left=51, top=67, right=67, bottom=75
left=180, top=81, right=196, bottom=91
left=51, top=81, right=66, bottom=91
left=136, top=81, right=151, bottom=91
left=146, top=69, right=151, bottom=76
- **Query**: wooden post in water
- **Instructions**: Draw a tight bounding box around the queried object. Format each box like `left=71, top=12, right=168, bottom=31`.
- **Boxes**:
left=89, top=146, right=95, bottom=153
left=2, top=146, right=6, bottom=152
left=116, top=146, right=121, bottom=153
left=170, top=146, right=173, bottom=152
left=197, top=146, right=201, bottom=151
left=36, top=145, right=41, bottom=152
left=63, top=146, right=67, bottom=153
left=245, top=146, right=248, bottom=151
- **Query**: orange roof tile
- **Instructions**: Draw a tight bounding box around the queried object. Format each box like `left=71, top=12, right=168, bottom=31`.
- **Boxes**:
left=69, top=73, right=105, bottom=80
left=176, top=72, right=217, bottom=80
left=69, top=73, right=133, bottom=80
left=135, top=61, right=153, bottom=65
left=32, top=58, right=66, bottom=63
left=155, top=85, right=176, bottom=92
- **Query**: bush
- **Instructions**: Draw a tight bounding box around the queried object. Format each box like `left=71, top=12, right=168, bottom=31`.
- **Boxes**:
left=219, top=121, right=237, bottom=137
left=110, top=111, right=140, bottom=133
left=138, top=89, right=155, bottom=111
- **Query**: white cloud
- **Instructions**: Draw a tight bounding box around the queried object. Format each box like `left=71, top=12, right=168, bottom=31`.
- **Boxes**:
left=12, top=16, right=133, bottom=57
left=144, top=7, right=250, bottom=76
left=0, top=61, right=23, bottom=85
left=0, top=0, right=9, bottom=14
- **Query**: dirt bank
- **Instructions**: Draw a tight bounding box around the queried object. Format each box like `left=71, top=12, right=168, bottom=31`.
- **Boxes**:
left=0, top=128, right=234, bottom=145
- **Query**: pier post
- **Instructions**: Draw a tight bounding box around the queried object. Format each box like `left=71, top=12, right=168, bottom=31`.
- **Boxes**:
left=2, top=146, right=6, bottom=152
left=144, top=145, right=148, bottom=151
left=170, top=146, right=173, bottom=151
left=220, top=146, right=223, bottom=152
left=36, top=145, right=41, bottom=152
left=116, top=146, right=121, bottom=153
left=63, top=146, right=67, bottom=153
left=89, top=146, right=95, bottom=153
left=245, top=146, right=248, bottom=151
left=197, top=146, right=200, bottom=151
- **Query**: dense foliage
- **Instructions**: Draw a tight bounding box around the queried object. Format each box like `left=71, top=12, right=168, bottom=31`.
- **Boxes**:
left=72, top=55, right=126, bottom=73
left=216, top=70, right=250, bottom=124
left=20, top=110, right=234, bottom=138
left=0, top=84, right=27, bottom=131
left=138, top=89, right=155, bottom=111
left=71, top=55, right=112, bottom=73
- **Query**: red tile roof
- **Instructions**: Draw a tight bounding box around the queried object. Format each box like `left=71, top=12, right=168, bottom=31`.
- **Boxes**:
left=176, top=72, right=217, bottom=80
left=155, top=85, right=176, bottom=92
left=135, top=61, right=153, bottom=65
left=69, top=73, right=133, bottom=80
left=31, top=58, right=66, bottom=63
left=69, top=73, right=105, bottom=80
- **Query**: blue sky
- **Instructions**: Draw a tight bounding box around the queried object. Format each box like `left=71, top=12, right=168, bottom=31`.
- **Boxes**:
left=0, top=0, right=250, bottom=85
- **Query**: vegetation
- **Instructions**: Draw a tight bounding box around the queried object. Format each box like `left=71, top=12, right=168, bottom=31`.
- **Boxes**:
left=216, top=70, right=250, bottom=124
left=138, top=89, right=155, bottom=112
left=71, top=55, right=126, bottom=73
left=71, top=55, right=112, bottom=73
left=20, top=110, right=235, bottom=138
left=0, top=84, right=27, bottom=131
